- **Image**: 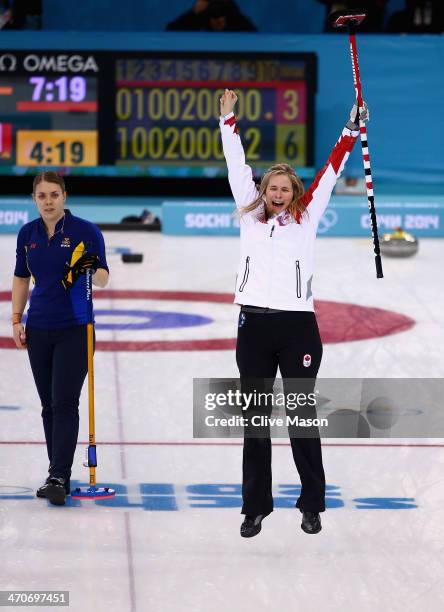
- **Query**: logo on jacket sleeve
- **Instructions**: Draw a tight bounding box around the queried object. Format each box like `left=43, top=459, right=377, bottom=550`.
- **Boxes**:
left=303, top=354, right=312, bottom=367
left=239, top=312, right=246, bottom=328
left=61, top=236, right=71, bottom=248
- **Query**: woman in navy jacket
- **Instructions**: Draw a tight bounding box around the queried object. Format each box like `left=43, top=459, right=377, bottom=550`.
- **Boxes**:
left=12, top=171, right=109, bottom=506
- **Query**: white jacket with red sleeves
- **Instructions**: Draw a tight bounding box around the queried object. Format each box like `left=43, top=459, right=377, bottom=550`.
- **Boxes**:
left=220, top=112, right=359, bottom=311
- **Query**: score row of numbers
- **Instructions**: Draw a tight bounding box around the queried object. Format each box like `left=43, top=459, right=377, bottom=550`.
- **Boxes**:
left=116, top=86, right=306, bottom=124
left=117, top=59, right=306, bottom=82
left=117, top=125, right=305, bottom=165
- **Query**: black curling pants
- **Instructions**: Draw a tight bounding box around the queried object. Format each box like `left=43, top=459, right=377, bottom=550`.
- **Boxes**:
left=236, top=309, right=325, bottom=516
left=26, top=325, right=89, bottom=482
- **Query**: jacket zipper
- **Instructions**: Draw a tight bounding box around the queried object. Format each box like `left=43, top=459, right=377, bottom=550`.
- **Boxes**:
left=295, top=260, right=301, bottom=298
left=266, top=223, right=275, bottom=304
left=24, top=245, right=35, bottom=284
left=238, top=256, right=250, bottom=292
left=24, top=245, right=29, bottom=272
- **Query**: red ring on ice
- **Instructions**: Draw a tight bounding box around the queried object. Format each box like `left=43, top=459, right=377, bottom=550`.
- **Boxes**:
left=0, top=290, right=415, bottom=352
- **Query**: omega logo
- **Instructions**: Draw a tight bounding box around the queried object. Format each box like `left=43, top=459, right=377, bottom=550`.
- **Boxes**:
left=0, top=54, right=17, bottom=72
left=0, top=54, right=98, bottom=73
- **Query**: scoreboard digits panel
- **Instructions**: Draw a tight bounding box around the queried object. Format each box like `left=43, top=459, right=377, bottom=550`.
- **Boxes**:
left=0, top=51, right=316, bottom=177
left=114, top=55, right=315, bottom=176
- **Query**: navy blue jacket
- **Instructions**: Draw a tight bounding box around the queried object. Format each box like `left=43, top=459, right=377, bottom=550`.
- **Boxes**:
left=14, top=210, right=108, bottom=329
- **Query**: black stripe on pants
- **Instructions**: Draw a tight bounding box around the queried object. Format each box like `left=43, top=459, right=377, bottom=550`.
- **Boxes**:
left=26, top=325, right=90, bottom=481
left=236, top=310, right=325, bottom=516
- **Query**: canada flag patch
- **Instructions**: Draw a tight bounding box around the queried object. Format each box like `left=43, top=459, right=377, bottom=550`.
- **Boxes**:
left=303, top=354, right=311, bottom=368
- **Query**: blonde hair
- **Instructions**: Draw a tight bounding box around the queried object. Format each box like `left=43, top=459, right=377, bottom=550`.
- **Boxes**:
left=241, top=164, right=306, bottom=221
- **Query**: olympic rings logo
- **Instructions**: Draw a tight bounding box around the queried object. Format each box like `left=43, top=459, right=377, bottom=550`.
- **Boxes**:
left=317, top=209, right=338, bottom=234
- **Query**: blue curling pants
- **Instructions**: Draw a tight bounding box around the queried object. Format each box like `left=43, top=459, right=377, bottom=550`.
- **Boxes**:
left=26, top=325, right=90, bottom=481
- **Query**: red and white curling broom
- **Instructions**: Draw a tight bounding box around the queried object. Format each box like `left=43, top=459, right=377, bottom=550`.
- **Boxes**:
left=332, top=8, right=384, bottom=279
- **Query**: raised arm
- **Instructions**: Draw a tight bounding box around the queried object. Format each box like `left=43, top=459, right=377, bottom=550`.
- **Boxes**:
left=219, top=89, right=258, bottom=210
left=301, top=102, right=369, bottom=226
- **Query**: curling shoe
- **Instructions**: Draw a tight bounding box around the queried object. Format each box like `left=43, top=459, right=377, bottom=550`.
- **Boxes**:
left=300, top=510, right=322, bottom=534
left=36, top=477, right=69, bottom=505
left=240, top=514, right=264, bottom=538
left=37, top=477, right=71, bottom=497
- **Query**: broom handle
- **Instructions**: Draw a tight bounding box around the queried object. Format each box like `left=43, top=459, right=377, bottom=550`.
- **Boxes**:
left=87, top=321, right=96, bottom=487
left=349, top=30, right=384, bottom=279
left=86, top=268, right=97, bottom=487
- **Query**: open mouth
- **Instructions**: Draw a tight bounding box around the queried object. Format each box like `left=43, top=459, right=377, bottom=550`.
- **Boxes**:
left=271, top=200, right=284, bottom=207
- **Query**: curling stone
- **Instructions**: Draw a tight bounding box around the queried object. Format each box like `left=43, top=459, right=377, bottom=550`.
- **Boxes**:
left=380, top=227, right=418, bottom=258
left=121, top=253, right=143, bottom=263
left=365, top=396, right=398, bottom=430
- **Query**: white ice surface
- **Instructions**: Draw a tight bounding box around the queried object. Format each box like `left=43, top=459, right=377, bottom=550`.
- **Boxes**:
left=1, top=232, right=444, bottom=612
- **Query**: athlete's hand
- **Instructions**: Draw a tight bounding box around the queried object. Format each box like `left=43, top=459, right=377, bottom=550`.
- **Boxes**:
left=61, top=253, right=100, bottom=290
left=74, top=253, right=100, bottom=273
left=220, top=89, right=238, bottom=117
left=12, top=323, right=27, bottom=349
left=347, top=100, right=369, bottom=130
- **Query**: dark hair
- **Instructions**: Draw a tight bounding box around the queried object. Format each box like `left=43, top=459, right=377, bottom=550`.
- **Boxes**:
left=32, top=171, right=66, bottom=194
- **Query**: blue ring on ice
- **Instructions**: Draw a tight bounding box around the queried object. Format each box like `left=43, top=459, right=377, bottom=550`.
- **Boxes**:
left=94, top=309, right=213, bottom=330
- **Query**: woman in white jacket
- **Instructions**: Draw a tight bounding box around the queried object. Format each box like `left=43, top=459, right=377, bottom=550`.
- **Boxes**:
left=219, top=89, right=367, bottom=538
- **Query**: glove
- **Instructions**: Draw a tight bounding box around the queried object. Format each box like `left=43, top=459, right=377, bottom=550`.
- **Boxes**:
left=61, top=253, right=100, bottom=290
left=346, top=100, right=369, bottom=131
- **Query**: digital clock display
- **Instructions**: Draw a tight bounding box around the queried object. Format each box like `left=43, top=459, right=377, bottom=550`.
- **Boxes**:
left=0, top=51, right=98, bottom=172
left=29, top=76, right=87, bottom=102
left=16, top=130, right=97, bottom=166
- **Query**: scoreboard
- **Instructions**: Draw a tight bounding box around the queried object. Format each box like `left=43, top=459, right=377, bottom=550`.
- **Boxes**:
left=0, top=52, right=98, bottom=168
left=0, top=51, right=317, bottom=179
